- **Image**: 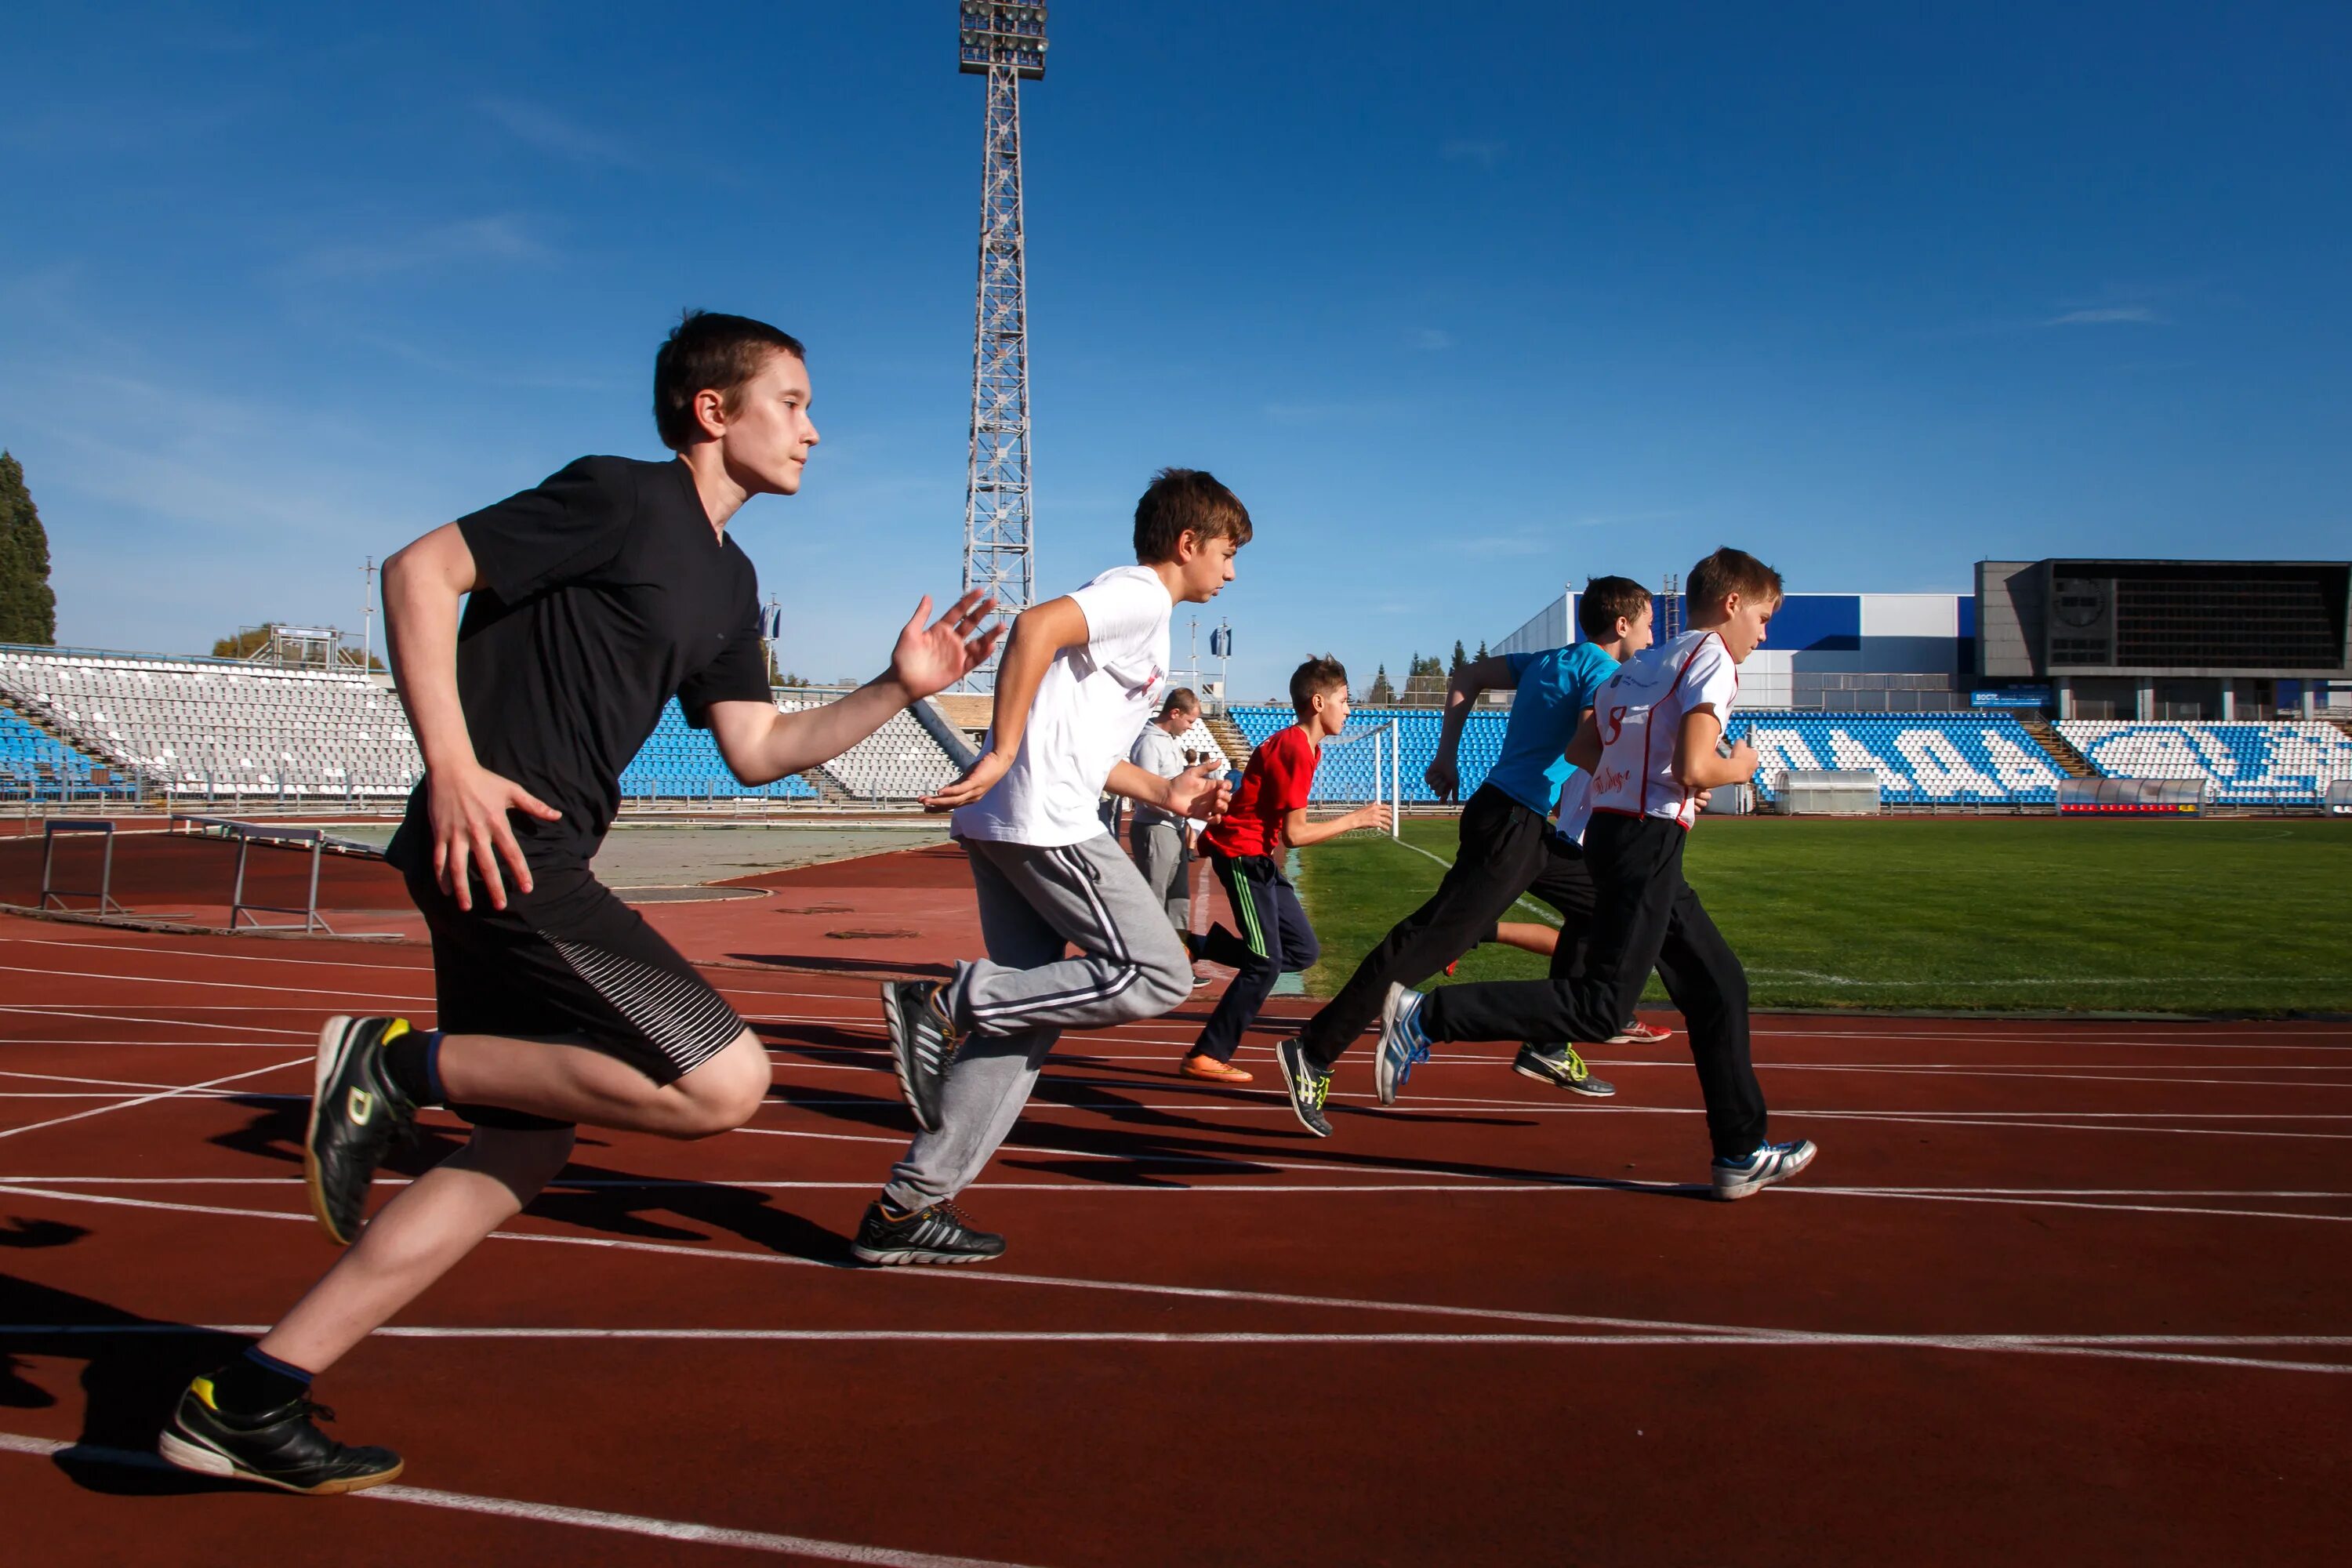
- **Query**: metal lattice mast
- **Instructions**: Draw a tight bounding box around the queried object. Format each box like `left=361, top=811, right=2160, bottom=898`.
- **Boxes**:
left=957, top=4, right=1047, bottom=690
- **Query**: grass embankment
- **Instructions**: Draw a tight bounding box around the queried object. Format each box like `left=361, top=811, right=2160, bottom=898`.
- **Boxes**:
left=1294, top=816, right=2352, bottom=1014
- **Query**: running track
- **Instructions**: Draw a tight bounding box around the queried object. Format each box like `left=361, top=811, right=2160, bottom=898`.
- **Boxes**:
left=2, top=908, right=2348, bottom=1564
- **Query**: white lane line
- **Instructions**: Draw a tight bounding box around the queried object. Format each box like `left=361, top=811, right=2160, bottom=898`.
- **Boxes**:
left=12, top=1323, right=2352, bottom=1353
left=0, top=1431, right=1044, bottom=1567
left=0, top=1059, right=307, bottom=1143
left=0, top=962, right=428, bottom=1004
left=0, top=1006, right=310, bottom=1034
left=0, top=1068, right=244, bottom=1094
left=13, top=1182, right=2352, bottom=1370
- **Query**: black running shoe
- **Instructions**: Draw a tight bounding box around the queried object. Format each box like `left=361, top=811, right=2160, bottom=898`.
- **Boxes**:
left=158, top=1375, right=403, bottom=1494
left=1275, top=1039, right=1334, bottom=1138
left=851, top=1199, right=1006, bottom=1265
left=1511, top=1042, right=1617, bottom=1098
left=305, top=1016, right=419, bottom=1247
left=880, top=980, right=957, bottom=1133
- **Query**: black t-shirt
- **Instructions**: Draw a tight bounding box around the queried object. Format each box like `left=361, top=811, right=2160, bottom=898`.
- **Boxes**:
left=387, top=455, right=771, bottom=873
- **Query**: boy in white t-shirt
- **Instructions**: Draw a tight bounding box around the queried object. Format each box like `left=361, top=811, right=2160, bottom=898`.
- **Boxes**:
left=855, top=470, right=1246, bottom=1264
left=1374, top=547, right=1819, bottom=1200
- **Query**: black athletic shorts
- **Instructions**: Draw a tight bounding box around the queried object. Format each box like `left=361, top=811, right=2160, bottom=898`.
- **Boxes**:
left=401, top=858, right=748, bottom=1131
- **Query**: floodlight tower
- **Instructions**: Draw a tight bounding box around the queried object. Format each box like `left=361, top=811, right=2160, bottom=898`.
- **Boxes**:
left=956, top=3, right=1047, bottom=690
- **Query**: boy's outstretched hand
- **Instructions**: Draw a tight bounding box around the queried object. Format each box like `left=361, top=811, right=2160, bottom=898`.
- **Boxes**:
left=889, top=589, right=1000, bottom=702
left=1356, top=802, right=1396, bottom=833
left=921, top=749, right=1012, bottom=812
left=1164, top=760, right=1232, bottom=822
left=1424, top=755, right=1460, bottom=803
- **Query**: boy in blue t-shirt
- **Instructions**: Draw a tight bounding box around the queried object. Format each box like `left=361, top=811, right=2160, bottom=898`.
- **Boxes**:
left=1277, top=576, right=1654, bottom=1138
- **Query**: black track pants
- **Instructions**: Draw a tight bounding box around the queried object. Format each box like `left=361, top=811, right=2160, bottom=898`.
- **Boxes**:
left=1418, top=812, right=1768, bottom=1160
left=1297, top=785, right=1597, bottom=1070
left=1192, top=850, right=1319, bottom=1064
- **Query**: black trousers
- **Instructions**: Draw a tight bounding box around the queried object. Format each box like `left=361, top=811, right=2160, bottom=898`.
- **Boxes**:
left=1297, top=785, right=1600, bottom=1070
left=1418, top=812, right=1769, bottom=1160
left=1193, top=849, right=1319, bottom=1063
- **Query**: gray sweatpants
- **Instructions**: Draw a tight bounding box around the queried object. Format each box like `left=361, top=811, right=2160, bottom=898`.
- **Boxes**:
left=884, top=833, right=1192, bottom=1211
left=1131, top=818, right=1191, bottom=936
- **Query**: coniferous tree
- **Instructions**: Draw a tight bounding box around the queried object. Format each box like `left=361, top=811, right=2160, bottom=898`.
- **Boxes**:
left=0, top=452, right=59, bottom=646
left=1449, top=639, right=1468, bottom=676
left=1475, top=640, right=1488, bottom=661
left=1367, top=662, right=1395, bottom=704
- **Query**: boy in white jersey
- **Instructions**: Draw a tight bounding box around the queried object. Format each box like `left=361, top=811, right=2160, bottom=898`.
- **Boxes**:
left=1373, top=547, right=1817, bottom=1200
left=858, top=470, right=1244, bottom=1263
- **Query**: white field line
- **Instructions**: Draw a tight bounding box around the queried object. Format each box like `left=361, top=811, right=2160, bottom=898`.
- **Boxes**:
left=8, top=1182, right=2352, bottom=1368
left=17, top=1174, right=2352, bottom=1204
left=0, top=1432, right=1044, bottom=1568
left=0, top=1059, right=307, bottom=1143
left=0, top=1067, right=240, bottom=1093
left=0, top=1005, right=311, bottom=1034
left=0, top=962, right=427, bottom=1004
left=10, top=1322, right=2352, bottom=1356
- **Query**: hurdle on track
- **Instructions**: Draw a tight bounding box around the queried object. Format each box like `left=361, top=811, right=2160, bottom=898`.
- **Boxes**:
left=170, top=815, right=338, bottom=934
left=38, top=819, right=131, bottom=918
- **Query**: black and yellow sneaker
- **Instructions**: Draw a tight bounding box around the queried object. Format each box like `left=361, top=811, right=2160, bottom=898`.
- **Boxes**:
left=851, top=1198, right=1006, bottom=1265
left=158, top=1375, right=403, bottom=1494
left=305, top=1016, right=419, bottom=1247
left=880, top=981, right=957, bottom=1133
left=1512, top=1041, right=1616, bottom=1098
left=1275, top=1039, right=1334, bottom=1138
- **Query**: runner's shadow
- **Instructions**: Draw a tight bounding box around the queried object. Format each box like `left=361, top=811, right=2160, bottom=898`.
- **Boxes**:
left=528, top=1163, right=854, bottom=1266
left=208, top=1095, right=466, bottom=1175
left=0, top=1274, right=249, bottom=1494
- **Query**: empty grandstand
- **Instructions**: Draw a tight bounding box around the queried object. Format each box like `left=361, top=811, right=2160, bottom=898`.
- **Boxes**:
left=0, top=648, right=419, bottom=799
left=2056, top=720, right=2352, bottom=808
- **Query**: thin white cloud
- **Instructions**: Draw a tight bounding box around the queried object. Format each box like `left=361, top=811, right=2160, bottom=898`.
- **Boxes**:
left=2045, top=306, right=2163, bottom=326
left=285, top=216, right=551, bottom=280
left=477, top=96, right=644, bottom=169
left=1413, top=328, right=1456, bottom=351
left=1441, top=138, right=1508, bottom=168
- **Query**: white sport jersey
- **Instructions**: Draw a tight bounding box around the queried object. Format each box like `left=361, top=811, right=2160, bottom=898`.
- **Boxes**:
left=1585, top=630, right=1740, bottom=830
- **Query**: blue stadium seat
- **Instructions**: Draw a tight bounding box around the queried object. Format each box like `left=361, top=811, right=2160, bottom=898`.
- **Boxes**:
left=1227, top=704, right=2071, bottom=806
left=2056, top=721, right=2352, bottom=807
left=620, top=699, right=819, bottom=800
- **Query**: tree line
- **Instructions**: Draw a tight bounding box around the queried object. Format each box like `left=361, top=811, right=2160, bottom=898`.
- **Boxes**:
left=1362, top=638, right=1488, bottom=706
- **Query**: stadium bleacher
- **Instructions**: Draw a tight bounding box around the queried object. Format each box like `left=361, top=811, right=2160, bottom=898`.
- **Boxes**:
left=0, top=649, right=420, bottom=798
left=1732, top=713, right=2063, bottom=806
left=619, top=699, right=819, bottom=800
left=0, top=703, right=114, bottom=798
left=2056, top=720, right=2352, bottom=808
left=1226, top=703, right=2069, bottom=808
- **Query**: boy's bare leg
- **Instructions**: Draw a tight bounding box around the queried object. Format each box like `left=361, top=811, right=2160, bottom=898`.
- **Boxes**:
left=258, top=1025, right=770, bottom=1375
left=1491, top=920, right=1559, bottom=957
left=434, top=1025, right=772, bottom=1138
left=259, top=1123, right=575, bottom=1374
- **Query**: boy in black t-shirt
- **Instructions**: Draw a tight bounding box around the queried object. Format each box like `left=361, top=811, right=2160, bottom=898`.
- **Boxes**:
left=159, top=312, right=1000, bottom=1495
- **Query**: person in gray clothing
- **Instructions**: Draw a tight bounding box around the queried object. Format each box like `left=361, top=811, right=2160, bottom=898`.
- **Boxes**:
left=1127, top=686, right=1206, bottom=953
left=858, top=470, right=1251, bottom=1265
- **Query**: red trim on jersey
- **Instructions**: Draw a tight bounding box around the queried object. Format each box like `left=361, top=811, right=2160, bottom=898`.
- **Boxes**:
left=1638, top=635, right=1711, bottom=821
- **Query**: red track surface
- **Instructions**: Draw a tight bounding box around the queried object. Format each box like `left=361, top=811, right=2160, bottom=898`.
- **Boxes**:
left=2, top=842, right=2349, bottom=1566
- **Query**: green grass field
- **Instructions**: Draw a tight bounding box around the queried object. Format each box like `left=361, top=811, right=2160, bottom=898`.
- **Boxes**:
left=1293, top=815, right=2352, bottom=1015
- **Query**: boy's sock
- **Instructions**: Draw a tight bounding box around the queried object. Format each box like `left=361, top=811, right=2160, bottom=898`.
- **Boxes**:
left=382, top=1028, right=445, bottom=1109
left=208, top=1345, right=315, bottom=1419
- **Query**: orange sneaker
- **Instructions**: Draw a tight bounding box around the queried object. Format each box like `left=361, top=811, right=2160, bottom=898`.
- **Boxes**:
left=1180, top=1054, right=1255, bottom=1083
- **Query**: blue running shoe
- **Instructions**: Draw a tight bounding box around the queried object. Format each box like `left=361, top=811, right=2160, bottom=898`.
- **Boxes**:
left=1374, top=984, right=1431, bottom=1106
left=1711, top=1138, right=1818, bottom=1201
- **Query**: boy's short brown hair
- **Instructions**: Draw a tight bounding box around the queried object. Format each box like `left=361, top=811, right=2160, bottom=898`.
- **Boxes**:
left=1577, top=575, right=1653, bottom=641
left=1686, top=547, right=1784, bottom=612
left=1288, top=655, right=1348, bottom=718
left=1160, top=687, right=1200, bottom=718
left=1134, top=468, right=1254, bottom=563
left=653, top=309, right=805, bottom=452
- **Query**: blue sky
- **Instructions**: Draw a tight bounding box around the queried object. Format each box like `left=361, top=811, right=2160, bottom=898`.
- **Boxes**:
left=3, top=2, right=2347, bottom=699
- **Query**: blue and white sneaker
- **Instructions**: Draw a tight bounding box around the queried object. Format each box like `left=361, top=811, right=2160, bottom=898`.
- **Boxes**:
left=1374, top=983, right=1432, bottom=1106
left=1711, top=1138, right=1818, bottom=1201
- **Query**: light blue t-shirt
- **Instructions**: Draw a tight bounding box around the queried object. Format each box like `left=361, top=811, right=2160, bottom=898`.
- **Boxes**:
left=1480, top=641, right=1622, bottom=817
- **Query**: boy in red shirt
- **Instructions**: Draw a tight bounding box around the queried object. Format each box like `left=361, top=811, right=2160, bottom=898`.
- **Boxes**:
left=1182, top=657, right=1392, bottom=1081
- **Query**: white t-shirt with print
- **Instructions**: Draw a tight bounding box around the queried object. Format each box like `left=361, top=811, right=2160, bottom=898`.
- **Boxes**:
left=953, top=564, right=1172, bottom=846
left=1584, top=629, right=1740, bottom=830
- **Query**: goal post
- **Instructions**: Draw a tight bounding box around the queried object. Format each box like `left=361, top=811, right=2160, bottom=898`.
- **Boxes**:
left=1316, top=720, right=1403, bottom=839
